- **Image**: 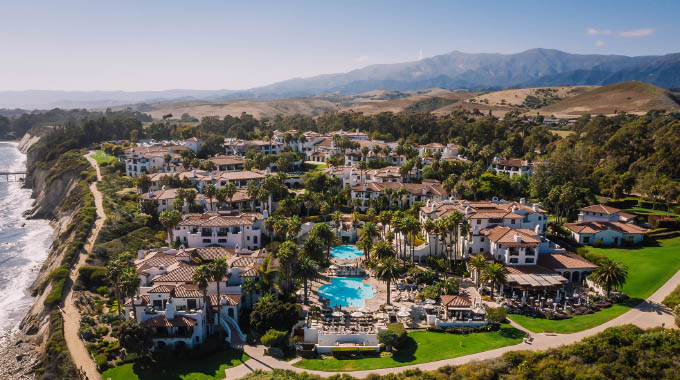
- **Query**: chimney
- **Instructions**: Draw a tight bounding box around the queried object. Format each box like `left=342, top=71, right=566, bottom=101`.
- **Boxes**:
left=356, top=128, right=359, bottom=134
left=533, top=204, right=539, bottom=212
left=465, top=206, right=472, bottom=215
left=512, top=205, right=518, bottom=213
left=209, top=172, right=215, bottom=181
left=514, top=234, right=522, bottom=243
left=535, top=224, right=541, bottom=234
left=473, top=225, right=479, bottom=234
left=520, top=198, right=526, bottom=204
left=422, top=187, right=427, bottom=195
left=165, top=298, right=175, bottom=319
left=168, top=146, right=173, bottom=153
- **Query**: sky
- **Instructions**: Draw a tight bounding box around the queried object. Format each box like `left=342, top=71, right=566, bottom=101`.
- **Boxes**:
left=1, top=0, right=679, bottom=91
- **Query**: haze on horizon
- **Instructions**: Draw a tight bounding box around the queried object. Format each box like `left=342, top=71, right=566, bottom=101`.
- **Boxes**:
left=2, top=0, right=680, bottom=92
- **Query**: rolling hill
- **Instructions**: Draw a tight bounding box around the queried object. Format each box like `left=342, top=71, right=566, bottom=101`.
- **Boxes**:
left=537, top=81, right=680, bottom=117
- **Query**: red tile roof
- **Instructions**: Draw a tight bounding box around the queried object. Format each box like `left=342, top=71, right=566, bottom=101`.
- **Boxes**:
left=564, top=221, right=647, bottom=235
left=143, top=315, right=197, bottom=327
left=538, top=252, right=598, bottom=270
left=441, top=295, right=472, bottom=308
left=579, top=204, right=621, bottom=215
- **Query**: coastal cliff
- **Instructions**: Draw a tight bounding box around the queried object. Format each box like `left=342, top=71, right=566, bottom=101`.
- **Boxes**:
left=1, top=133, right=95, bottom=379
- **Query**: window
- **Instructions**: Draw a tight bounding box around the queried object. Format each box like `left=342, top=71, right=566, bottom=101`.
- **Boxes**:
left=511, top=219, right=515, bottom=224
left=153, top=300, right=163, bottom=309
left=218, top=239, right=226, bottom=243
left=203, top=239, right=211, bottom=243
left=583, top=236, right=590, bottom=243
left=253, top=236, right=258, bottom=244
left=509, top=258, right=518, bottom=264
left=480, top=247, right=484, bottom=252
left=480, top=237, right=484, bottom=242
left=187, top=299, right=197, bottom=310
left=498, top=244, right=502, bottom=249
left=525, top=258, right=534, bottom=264
left=477, top=220, right=481, bottom=225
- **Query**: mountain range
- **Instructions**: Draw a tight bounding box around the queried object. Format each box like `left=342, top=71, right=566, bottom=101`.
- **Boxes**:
left=2, top=48, right=679, bottom=109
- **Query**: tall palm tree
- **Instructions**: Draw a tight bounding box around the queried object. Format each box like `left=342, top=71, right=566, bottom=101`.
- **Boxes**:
left=192, top=265, right=211, bottom=303
left=277, top=240, right=298, bottom=296
left=296, top=256, right=318, bottom=305
left=372, top=241, right=396, bottom=261
left=159, top=209, right=182, bottom=246
left=287, top=215, right=303, bottom=242
left=241, top=278, right=257, bottom=308
left=480, top=263, right=508, bottom=300
left=215, top=187, right=227, bottom=211
left=590, top=258, right=628, bottom=298
left=257, top=255, right=280, bottom=294
left=172, top=197, right=184, bottom=212
left=375, top=257, right=401, bottom=305
left=204, top=183, right=217, bottom=211
left=358, top=222, right=380, bottom=261
left=468, top=254, right=488, bottom=288
left=224, top=182, right=237, bottom=207
left=423, top=219, right=435, bottom=256
left=310, top=223, right=337, bottom=258
left=246, top=180, right=260, bottom=211
left=120, top=267, right=141, bottom=321
left=208, top=258, right=230, bottom=320
left=331, top=211, right=343, bottom=235
left=106, top=257, right=126, bottom=317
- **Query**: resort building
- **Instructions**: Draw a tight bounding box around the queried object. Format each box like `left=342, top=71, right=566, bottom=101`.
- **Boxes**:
left=207, top=155, right=245, bottom=171
left=184, top=137, right=204, bottom=153
left=124, top=145, right=188, bottom=178
left=564, top=220, right=647, bottom=246
left=224, top=138, right=285, bottom=156
left=350, top=181, right=448, bottom=211
left=418, top=143, right=459, bottom=159
left=147, top=169, right=266, bottom=192
left=488, top=157, right=540, bottom=177
left=173, top=212, right=264, bottom=250
left=577, top=204, right=636, bottom=223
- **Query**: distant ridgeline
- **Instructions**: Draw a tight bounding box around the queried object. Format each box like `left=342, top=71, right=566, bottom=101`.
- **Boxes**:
left=0, top=108, right=151, bottom=140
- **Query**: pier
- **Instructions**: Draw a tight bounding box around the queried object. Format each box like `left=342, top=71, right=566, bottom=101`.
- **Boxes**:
left=0, top=172, right=27, bottom=182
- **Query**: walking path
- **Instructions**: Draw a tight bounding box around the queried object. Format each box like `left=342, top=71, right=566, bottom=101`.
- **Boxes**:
left=225, top=268, right=680, bottom=379
left=61, top=152, right=106, bottom=380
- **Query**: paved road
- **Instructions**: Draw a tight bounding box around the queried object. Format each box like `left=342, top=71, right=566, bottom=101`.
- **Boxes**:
left=61, top=152, right=106, bottom=380
left=225, top=268, right=680, bottom=379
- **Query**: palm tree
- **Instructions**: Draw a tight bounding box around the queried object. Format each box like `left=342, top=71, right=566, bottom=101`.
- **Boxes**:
left=480, top=263, right=508, bottom=300
left=590, top=258, right=628, bottom=298
left=257, top=255, right=280, bottom=294
left=358, top=222, right=380, bottom=261
left=296, top=256, right=318, bottom=305
left=172, top=197, right=184, bottom=212
left=423, top=219, right=435, bottom=256
left=372, top=241, right=396, bottom=261
left=310, top=223, right=337, bottom=258
left=204, top=183, right=217, bottom=211
left=106, top=256, right=126, bottom=317
left=468, top=254, right=488, bottom=288
left=224, top=182, right=237, bottom=208
left=375, top=257, right=401, bottom=305
left=277, top=240, right=298, bottom=296
left=331, top=210, right=343, bottom=235
left=246, top=180, right=260, bottom=211
left=287, top=215, right=303, bottom=242
left=159, top=209, right=182, bottom=246
left=208, top=258, right=230, bottom=320
left=241, top=278, right=257, bottom=308
left=192, top=265, right=211, bottom=297
left=120, top=267, right=141, bottom=321
left=215, top=187, right=228, bottom=210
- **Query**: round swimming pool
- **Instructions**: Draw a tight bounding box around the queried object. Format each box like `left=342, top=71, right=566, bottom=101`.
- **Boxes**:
left=331, top=245, right=364, bottom=259
left=318, top=277, right=376, bottom=308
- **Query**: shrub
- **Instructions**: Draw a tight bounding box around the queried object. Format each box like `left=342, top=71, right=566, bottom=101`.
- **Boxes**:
left=662, top=285, right=680, bottom=309
left=261, top=329, right=289, bottom=349
left=377, top=329, right=400, bottom=350
left=593, top=240, right=606, bottom=248
left=386, top=323, right=408, bottom=349
left=99, top=312, right=120, bottom=324
left=96, top=286, right=110, bottom=296
left=251, top=301, right=299, bottom=334
left=94, top=353, right=109, bottom=371
left=486, top=307, right=507, bottom=323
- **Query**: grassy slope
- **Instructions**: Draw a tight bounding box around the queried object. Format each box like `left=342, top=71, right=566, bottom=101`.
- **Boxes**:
left=90, top=150, right=118, bottom=165
left=101, top=349, right=249, bottom=380
left=539, top=81, right=680, bottom=116
left=509, top=237, right=680, bottom=333
left=294, top=325, right=524, bottom=372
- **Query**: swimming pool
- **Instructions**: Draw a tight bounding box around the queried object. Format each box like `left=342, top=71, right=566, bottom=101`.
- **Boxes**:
left=318, top=278, right=376, bottom=307
left=331, top=245, right=364, bottom=259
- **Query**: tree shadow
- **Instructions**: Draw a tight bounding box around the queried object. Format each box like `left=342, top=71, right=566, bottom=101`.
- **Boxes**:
left=390, top=336, right=418, bottom=363
left=498, top=326, right=526, bottom=339
left=130, top=348, right=247, bottom=380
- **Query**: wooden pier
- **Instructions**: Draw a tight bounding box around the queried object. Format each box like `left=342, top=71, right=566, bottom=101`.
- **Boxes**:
left=0, top=172, right=27, bottom=182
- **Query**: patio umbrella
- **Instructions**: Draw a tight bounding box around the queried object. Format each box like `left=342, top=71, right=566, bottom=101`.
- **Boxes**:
left=332, top=311, right=344, bottom=318
left=359, top=307, right=370, bottom=313
left=329, top=265, right=339, bottom=270
left=375, top=313, right=388, bottom=319
left=423, top=304, right=435, bottom=310
left=397, top=311, right=410, bottom=317
left=351, top=311, right=364, bottom=318
left=424, top=299, right=436, bottom=304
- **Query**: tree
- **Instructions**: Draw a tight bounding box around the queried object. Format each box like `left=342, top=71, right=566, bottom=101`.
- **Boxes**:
left=277, top=240, right=298, bottom=296
left=590, top=258, right=628, bottom=298
left=208, top=258, right=230, bottom=321
left=261, top=329, right=289, bottom=349
left=246, top=180, right=260, bottom=211
left=250, top=301, right=299, bottom=334
left=106, top=256, right=127, bottom=317
left=375, top=257, right=401, bottom=305
left=224, top=182, right=238, bottom=207
left=120, top=267, right=141, bottom=321
left=310, top=223, right=337, bottom=258
left=159, top=209, right=182, bottom=246
left=486, top=307, right=507, bottom=324
left=204, top=183, right=217, bottom=211
left=358, top=222, right=380, bottom=261
left=377, top=329, right=400, bottom=351
left=216, top=187, right=228, bottom=210
left=172, top=197, right=184, bottom=211
left=468, top=254, right=488, bottom=288
left=134, top=173, right=152, bottom=193
left=302, top=235, right=324, bottom=262
left=296, top=256, right=318, bottom=305
left=118, top=320, right=152, bottom=355
left=480, top=263, right=508, bottom=300
left=192, top=264, right=211, bottom=305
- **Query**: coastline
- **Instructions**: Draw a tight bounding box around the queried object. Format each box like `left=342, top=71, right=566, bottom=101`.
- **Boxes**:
left=0, top=140, right=54, bottom=379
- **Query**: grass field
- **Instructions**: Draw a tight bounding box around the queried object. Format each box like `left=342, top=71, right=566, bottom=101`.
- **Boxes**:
left=294, top=325, right=524, bottom=371
left=90, top=150, right=118, bottom=165
left=549, top=129, right=575, bottom=138
left=509, top=237, right=680, bottom=333
left=624, top=207, right=679, bottom=217
left=101, top=349, right=248, bottom=380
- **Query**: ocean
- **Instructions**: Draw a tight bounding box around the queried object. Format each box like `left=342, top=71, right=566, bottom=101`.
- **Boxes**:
left=0, top=142, right=53, bottom=346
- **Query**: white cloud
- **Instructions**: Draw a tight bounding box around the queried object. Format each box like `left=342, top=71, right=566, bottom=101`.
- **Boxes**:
left=619, top=28, right=654, bottom=37
left=354, top=55, right=370, bottom=63
left=595, top=40, right=606, bottom=47
left=587, top=28, right=612, bottom=35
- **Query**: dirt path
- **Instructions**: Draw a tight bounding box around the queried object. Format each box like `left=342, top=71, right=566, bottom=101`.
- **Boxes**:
left=61, top=152, right=106, bottom=380
left=225, top=268, right=680, bottom=379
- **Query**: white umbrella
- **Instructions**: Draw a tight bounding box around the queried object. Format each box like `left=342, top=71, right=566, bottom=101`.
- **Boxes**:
left=329, top=265, right=339, bottom=270
left=359, top=307, right=370, bottom=313
left=375, top=313, right=388, bottom=319
left=350, top=311, right=364, bottom=318
left=397, top=311, right=410, bottom=317
left=424, top=299, right=436, bottom=304
left=332, top=311, right=344, bottom=318
left=423, top=304, right=435, bottom=310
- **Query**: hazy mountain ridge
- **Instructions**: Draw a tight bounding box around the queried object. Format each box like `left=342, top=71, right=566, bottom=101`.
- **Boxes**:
left=2, top=49, right=680, bottom=109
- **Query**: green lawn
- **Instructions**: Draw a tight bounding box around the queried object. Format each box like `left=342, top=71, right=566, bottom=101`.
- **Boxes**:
left=294, top=325, right=524, bottom=372
left=91, top=150, right=118, bottom=165
left=509, top=237, right=680, bottom=333
left=101, top=349, right=248, bottom=380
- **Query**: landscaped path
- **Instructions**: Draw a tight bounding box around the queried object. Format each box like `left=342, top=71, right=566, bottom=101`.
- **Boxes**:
left=61, top=152, right=106, bottom=380
left=225, top=268, right=680, bottom=379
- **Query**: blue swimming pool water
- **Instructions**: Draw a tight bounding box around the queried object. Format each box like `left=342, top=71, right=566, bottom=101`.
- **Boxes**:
left=318, top=278, right=376, bottom=307
left=331, top=245, right=364, bottom=259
